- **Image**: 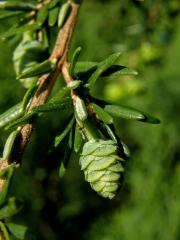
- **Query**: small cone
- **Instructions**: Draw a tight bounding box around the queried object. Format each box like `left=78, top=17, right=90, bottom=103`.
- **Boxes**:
left=79, top=140, right=125, bottom=199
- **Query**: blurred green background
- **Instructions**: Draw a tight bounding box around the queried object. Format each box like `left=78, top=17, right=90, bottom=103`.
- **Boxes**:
left=0, top=0, right=180, bottom=239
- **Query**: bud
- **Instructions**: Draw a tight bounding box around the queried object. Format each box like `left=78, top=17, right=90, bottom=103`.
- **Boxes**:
left=79, top=140, right=124, bottom=199
left=74, top=96, right=88, bottom=122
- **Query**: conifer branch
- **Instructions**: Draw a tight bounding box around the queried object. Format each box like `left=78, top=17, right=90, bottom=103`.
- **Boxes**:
left=10, top=1, right=80, bottom=164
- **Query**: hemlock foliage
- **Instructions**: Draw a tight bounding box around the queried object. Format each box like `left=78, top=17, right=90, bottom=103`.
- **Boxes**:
left=0, top=0, right=179, bottom=239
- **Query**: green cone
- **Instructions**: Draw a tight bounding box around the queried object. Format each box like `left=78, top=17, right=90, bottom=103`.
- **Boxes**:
left=79, top=139, right=124, bottom=199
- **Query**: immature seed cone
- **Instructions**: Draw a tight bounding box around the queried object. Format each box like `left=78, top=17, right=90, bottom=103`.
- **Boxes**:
left=79, top=140, right=124, bottom=199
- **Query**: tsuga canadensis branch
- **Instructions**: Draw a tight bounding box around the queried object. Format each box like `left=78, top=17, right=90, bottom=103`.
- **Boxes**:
left=10, top=1, right=81, bottom=164
left=0, top=0, right=160, bottom=222
left=0, top=0, right=167, bottom=237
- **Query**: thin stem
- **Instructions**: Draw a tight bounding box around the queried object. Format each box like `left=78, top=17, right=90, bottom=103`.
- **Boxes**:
left=83, top=120, right=100, bottom=141
left=61, top=59, right=101, bottom=142
left=61, top=61, right=77, bottom=103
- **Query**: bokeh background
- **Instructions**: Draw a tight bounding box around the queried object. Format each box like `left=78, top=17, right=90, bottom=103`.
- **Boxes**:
left=0, top=0, right=180, bottom=239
